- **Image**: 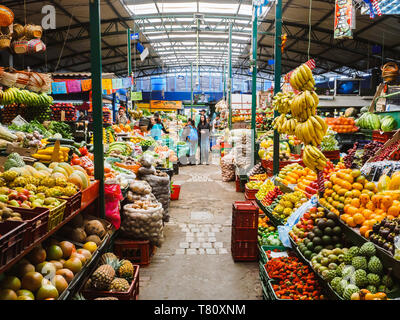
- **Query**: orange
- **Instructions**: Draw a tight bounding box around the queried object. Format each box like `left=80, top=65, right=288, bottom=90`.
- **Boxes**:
left=325, top=181, right=333, bottom=189
left=347, top=206, right=359, bottom=216
left=387, top=206, right=400, bottom=217
left=352, top=183, right=364, bottom=191
left=365, top=229, right=372, bottom=238
left=360, top=194, right=370, bottom=206
left=353, top=213, right=365, bottom=225
left=346, top=216, right=357, bottom=227
left=387, top=215, right=395, bottom=220
left=356, top=175, right=366, bottom=185
left=344, top=204, right=351, bottom=214
left=350, top=198, right=361, bottom=208
left=369, top=213, right=377, bottom=219
left=362, top=209, right=373, bottom=219
left=367, top=219, right=377, bottom=227
left=365, top=182, right=376, bottom=192
left=365, top=201, right=375, bottom=211
left=375, top=215, right=386, bottom=222
left=340, top=214, right=350, bottom=222
left=352, top=190, right=361, bottom=198
left=360, top=225, right=369, bottom=237
left=375, top=209, right=385, bottom=216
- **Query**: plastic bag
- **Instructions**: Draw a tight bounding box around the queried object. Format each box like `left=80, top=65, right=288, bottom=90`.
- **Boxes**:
left=278, top=196, right=318, bottom=248
left=140, top=153, right=155, bottom=168
left=104, top=184, right=124, bottom=229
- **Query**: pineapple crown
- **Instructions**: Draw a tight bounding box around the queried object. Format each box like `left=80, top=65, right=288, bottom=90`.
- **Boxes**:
left=105, top=256, right=123, bottom=271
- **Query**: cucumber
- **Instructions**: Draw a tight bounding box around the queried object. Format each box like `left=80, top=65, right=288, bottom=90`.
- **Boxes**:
left=47, top=138, right=75, bottom=145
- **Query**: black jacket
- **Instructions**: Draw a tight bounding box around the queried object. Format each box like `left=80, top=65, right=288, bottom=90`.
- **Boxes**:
left=197, top=122, right=210, bottom=144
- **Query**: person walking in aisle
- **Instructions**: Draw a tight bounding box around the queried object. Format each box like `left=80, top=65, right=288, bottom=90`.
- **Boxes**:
left=195, top=109, right=206, bottom=127
left=149, top=117, right=163, bottom=141
left=181, top=120, right=198, bottom=165
left=197, top=115, right=210, bottom=165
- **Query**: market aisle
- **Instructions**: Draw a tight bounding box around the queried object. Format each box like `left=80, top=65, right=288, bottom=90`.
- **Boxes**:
left=139, top=164, right=261, bottom=300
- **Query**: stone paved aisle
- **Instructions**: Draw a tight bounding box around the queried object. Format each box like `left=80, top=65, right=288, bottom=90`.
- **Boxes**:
left=139, top=164, right=261, bottom=300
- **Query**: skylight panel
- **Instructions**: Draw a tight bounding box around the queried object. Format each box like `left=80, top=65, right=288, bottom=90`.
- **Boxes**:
left=199, top=2, right=238, bottom=15
left=127, top=3, right=157, bottom=15
left=157, top=2, right=197, bottom=13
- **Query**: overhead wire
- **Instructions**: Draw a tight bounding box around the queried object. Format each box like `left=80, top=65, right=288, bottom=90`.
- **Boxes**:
left=307, top=0, right=312, bottom=61
left=55, top=12, right=74, bottom=72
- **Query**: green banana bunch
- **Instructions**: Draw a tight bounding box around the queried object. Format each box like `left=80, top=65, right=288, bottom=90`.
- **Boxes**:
left=0, top=87, right=53, bottom=107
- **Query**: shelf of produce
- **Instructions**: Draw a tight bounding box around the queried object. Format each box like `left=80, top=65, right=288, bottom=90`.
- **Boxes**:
left=254, top=198, right=283, bottom=227
left=274, top=180, right=295, bottom=193
left=318, top=199, right=400, bottom=280
left=0, top=194, right=99, bottom=274
left=288, top=234, right=311, bottom=267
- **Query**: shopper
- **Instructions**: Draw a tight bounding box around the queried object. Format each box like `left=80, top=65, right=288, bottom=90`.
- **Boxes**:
left=213, top=114, right=221, bottom=131
left=77, top=110, right=88, bottom=121
left=181, top=120, right=197, bottom=165
left=116, top=107, right=128, bottom=125
left=149, top=117, right=163, bottom=141
left=148, top=114, right=169, bottom=134
left=197, top=115, right=211, bottom=165
left=195, top=109, right=206, bottom=127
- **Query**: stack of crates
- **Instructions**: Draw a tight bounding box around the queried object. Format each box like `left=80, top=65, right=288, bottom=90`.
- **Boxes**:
left=231, top=201, right=259, bottom=262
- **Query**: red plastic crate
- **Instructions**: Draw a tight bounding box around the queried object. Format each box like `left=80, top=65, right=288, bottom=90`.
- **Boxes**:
left=113, top=239, right=154, bottom=266
left=231, top=239, right=258, bottom=262
left=244, top=185, right=258, bottom=200
left=81, top=180, right=99, bottom=209
left=12, top=207, right=49, bottom=244
left=232, top=226, right=258, bottom=241
left=59, top=191, right=82, bottom=220
left=372, top=130, right=396, bottom=144
left=82, top=265, right=140, bottom=300
left=232, top=201, right=258, bottom=228
left=0, top=220, right=27, bottom=267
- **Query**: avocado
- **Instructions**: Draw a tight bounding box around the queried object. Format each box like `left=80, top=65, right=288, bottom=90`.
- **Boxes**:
left=332, top=226, right=342, bottom=235
left=331, top=235, right=340, bottom=243
left=326, top=212, right=337, bottom=220
left=317, top=219, right=327, bottom=229
left=303, top=238, right=310, bottom=245
left=306, top=242, right=314, bottom=251
left=325, top=245, right=334, bottom=250
left=326, top=219, right=336, bottom=228
left=314, top=245, right=323, bottom=253
left=324, top=227, right=333, bottom=236
left=312, top=237, right=322, bottom=246
left=307, top=232, right=315, bottom=240
left=313, top=227, right=323, bottom=237
left=322, top=235, right=331, bottom=244
left=304, top=250, right=312, bottom=260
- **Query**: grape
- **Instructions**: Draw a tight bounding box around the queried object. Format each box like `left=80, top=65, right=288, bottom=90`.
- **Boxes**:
left=343, top=142, right=358, bottom=168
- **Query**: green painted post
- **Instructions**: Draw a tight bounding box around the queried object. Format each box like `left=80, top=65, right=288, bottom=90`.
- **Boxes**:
left=228, top=23, right=232, bottom=130
left=89, top=0, right=105, bottom=218
left=127, top=28, right=132, bottom=77
left=191, top=62, right=193, bottom=119
left=223, top=63, right=226, bottom=101
left=273, top=0, right=282, bottom=176
left=251, top=5, right=257, bottom=165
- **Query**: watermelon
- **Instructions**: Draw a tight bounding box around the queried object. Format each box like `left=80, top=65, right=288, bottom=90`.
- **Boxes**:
left=369, top=113, right=381, bottom=130
left=381, top=116, right=396, bottom=132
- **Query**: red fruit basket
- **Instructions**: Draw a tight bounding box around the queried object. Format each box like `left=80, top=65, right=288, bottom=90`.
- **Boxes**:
left=244, top=185, right=258, bottom=200
left=113, top=239, right=155, bottom=266
left=0, top=220, right=27, bottom=268
left=170, top=185, right=181, bottom=200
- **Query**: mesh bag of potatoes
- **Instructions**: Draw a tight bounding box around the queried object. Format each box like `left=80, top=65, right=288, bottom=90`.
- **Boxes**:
left=120, top=199, right=164, bottom=247
left=129, top=180, right=152, bottom=195
left=221, top=152, right=235, bottom=182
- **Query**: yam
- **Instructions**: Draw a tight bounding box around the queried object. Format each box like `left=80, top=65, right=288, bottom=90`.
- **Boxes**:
left=84, top=220, right=106, bottom=238
left=85, top=235, right=102, bottom=246
left=71, top=227, right=87, bottom=243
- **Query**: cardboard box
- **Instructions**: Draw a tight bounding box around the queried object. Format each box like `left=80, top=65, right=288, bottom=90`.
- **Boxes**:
left=6, top=143, right=38, bottom=157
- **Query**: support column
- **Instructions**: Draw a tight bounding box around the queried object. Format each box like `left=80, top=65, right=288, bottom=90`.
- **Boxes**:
left=127, top=28, right=132, bottom=77
left=251, top=5, right=258, bottom=165
left=228, top=23, right=233, bottom=130
left=89, top=0, right=105, bottom=218
left=273, top=0, right=282, bottom=176
left=191, top=62, right=193, bottom=120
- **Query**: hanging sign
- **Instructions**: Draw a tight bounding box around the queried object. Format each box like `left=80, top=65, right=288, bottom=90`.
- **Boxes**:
left=131, top=33, right=139, bottom=40
left=150, top=100, right=182, bottom=110
left=334, top=0, right=353, bottom=39
left=131, top=91, right=143, bottom=101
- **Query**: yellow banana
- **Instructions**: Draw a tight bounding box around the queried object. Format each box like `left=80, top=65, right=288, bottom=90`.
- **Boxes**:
left=311, top=91, right=319, bottom=106
left=303, top=64, right=313, bottom=81
left=310, top=116, right=323, bottom=131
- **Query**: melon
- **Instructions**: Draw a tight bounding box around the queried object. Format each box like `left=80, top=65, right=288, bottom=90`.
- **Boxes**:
left=72, top=166, right=90, bottom=180
left=33, top=162, right=47, bottom=171
left=49, top=162, right=59, bottom=170
left=389, top=172, right=400, bottom=190
left=51, top=172, right=66, bottom=180
left=378, top=175, right=391, bottom=192
left=58, top=163, right=74, bottom=176
left=52, top=166, right=68, bottom=178
left=68, top=172, right=89, bottom=190
left=24, top=165, right=38, bottom=176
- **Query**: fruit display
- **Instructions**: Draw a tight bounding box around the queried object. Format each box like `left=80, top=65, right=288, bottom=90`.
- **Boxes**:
left=249, top=173, right=268, bottom=181
left=258, top=139, right=291, bottom=161
left=260, top=186, right=283, bottom=207
left=325, top=117, right=358, bottom=133
left=312, top=244, right=397, bottom=299
left=270, top=191, right=307, bottom=223
left=368, top=217, right=400, bottom=257
left=361, top=141, right=384, bottom=166
left=0, top=87, right=53, bottom=107
left=265, top=256, right=324, bottom=300
left=245, top=181, right=263, bottom=191
left=247, top=163, right=266, bottom=177
left=275, top=163, right=304, bottom=185
left=0, top=202, right=23, bottom=221
left=356, top=112, right=383, bottom=130
left=32, top=145, right=70, bottom=163
left=106, top=142, right=132, bottom=156
left=255, top=179, right=275, bottom=201
left=258, top=230, right=282, bottom=247
left=291, top=207, right=345, bottom=260
left=320, top=128, right=339, bottom=152
left=83, top=252, right=134, bottom=293
left=0, top=239, right=96, bottom=300
left=374, top=140, right=400, bottom=162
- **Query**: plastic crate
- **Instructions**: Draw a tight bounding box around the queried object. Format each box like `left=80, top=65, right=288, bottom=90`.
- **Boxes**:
left=59, top=191, right=82, bottom=220
left=12, top=207, right=49, bottom=244
left=267, top=280, right=291, bottom=300
left=81, top=180, right=100, bottom=209
left=170, top=185, right=181, bottom=201
left=259, top=245, right=288, bottom=264
left=259, top=261, right=269, bottom=285
left=244, top=185, right=258, bottom=200
left=261, top=279, right=270, bottom=300
left=113, top=239, right=154, bottom=266
left=232, top=201, right=258, bottom=228
left=231, top=239, right=258, bottom=262
left=261, top=157, right=304, bottom=172
left=232, top=226, right=258, bottom=241
left=322, top=150, right=340, bottom=161
left=372, top=130, right=397, bottom=143
left=82, top=265, right=140, bottom=300
left=47, top=200, right=67, bottom=231
left=0, top=220, right=27, bottom=267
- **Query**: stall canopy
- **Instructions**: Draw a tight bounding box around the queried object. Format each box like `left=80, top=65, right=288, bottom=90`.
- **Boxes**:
left=2, top=0, right=400, bottom=79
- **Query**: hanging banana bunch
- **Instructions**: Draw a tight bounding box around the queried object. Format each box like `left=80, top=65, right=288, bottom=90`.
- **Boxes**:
left=303, top=145, right=327, bottom=172
left=289, top=64, right=315, bottom=91
left=272, top=91, right=294, bottom=114
left=290, top=90, right=319, bottom=122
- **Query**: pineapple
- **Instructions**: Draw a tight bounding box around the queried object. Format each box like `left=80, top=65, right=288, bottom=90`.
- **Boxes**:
left=45, top=187, right=63, bottom=198
left=63, top=185, right=77, bottom=197
left=118, top=260, right=134, bottom=282
left=100, top=252, right=118, bottom=265
left=91, top=258, right=121, bottom=290
left=55, top=177, right=68, bottom=187
left=0, top=178, right=6, bottom=187
left=40, top=177, right=56, bottom=188
left=3, top=171, right=19, bottom=182
left=109, top=278, right=130, bottom=292
left=26, top=176, right=40, bottom=186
